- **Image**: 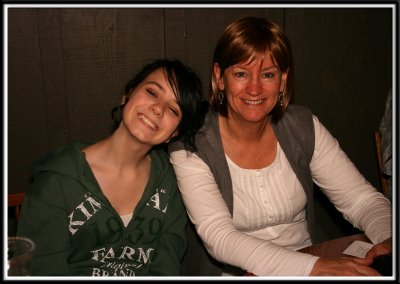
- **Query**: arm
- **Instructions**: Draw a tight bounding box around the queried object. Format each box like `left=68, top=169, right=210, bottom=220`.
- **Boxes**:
left=170, top=151, right=318, bottom=276
left=310, top=115, right=392, bottom=245
left=148, top=184, right=187, bottom=276
left=16, top=173, right=71, bottom=276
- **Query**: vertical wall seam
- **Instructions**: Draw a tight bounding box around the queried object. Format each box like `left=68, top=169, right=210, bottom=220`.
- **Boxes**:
left=57, top=8, right=71, bottom=143
left=163, top=9, right=166, bottom=58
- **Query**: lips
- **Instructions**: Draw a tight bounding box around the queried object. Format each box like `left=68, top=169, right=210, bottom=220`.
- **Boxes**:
left=138, top=113, right=158, bottom=130
left=244, top=99, right=263, bottom=105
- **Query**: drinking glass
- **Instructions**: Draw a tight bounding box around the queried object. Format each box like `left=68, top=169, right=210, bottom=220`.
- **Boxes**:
left=7, top=236, right=35, bottom=276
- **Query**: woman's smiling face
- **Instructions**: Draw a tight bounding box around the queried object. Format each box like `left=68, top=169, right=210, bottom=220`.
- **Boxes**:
left=122, top=68, right=182, bottom=145
left=215, top=51, right=287, bottom=123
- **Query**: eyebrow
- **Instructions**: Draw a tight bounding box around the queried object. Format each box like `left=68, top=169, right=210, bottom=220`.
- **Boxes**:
left=262, top=66, right=279, bottom=71
left=145, top=81, right=165, bottom=92
left=234, top=64, right=279, bottom=71
left=145, top=80, right=180, bottom=105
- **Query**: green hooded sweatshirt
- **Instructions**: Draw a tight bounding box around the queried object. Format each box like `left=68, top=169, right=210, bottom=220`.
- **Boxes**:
left=17, top=141, right=187, bottom=276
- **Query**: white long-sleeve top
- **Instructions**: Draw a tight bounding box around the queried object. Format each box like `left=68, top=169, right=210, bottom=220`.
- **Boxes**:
left=170, top=115, right=392, bottom=276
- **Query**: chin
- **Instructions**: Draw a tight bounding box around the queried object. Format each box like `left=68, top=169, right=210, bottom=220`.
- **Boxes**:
left=242, top=114, right=268, bottom=122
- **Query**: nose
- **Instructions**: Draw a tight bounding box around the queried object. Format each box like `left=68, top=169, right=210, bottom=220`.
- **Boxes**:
left=246, top=77, right=262, bottom=96
left=151, top=103, right=163, bottom=118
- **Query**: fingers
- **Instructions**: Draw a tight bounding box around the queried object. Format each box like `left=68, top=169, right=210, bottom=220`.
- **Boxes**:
left=366, top=240, right=392, bottom=259
left=351, top=256, right=373, bottom=266
left=350, top=263, right=381, bottom=276
left=310, top=257, right=381, bottom=276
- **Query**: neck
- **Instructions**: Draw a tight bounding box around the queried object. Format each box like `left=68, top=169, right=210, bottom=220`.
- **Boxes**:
left=220, top=114, right=271, bottom=142
left=85, top=126, right=153, bottom=173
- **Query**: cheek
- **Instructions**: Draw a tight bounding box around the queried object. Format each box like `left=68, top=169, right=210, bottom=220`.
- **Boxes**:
left=263, top=81, right=281, bottom=93
left=225, top=80, right=243, bottom=96
left=121, top=102, right=135, bottom=123
left=122, top=97, right=136, bottom=113
left=164, top=115, right=180, bottom=132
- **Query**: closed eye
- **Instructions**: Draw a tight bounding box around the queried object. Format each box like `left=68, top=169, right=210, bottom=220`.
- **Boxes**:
left=146, top=88, right=157, bottom=97
left=169, top=106, right=181, bottom=117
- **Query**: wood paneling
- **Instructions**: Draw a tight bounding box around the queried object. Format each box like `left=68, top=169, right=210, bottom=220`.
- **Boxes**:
left=8, top=9, right=47, bottom=193
left=286, top=8, right=392, bottom=187
left=37, top=9, right=69, bottom=148
left=165, top=9, right=186, bottom=61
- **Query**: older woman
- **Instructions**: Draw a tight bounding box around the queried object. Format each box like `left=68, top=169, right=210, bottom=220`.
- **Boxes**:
left=169, top=17, right=391, bottom=276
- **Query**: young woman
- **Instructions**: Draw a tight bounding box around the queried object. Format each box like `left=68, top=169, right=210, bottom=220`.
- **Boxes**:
left=17, top=59, right=207, bottom=276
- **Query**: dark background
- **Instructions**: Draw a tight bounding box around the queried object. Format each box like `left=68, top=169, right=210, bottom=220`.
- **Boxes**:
left=6, top=6, right=393, bottom=242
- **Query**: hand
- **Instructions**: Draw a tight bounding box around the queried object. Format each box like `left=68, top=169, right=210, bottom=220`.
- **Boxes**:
left=365, top=237, right=392, bottom=261
left=309, top=256, right=380, bottom=276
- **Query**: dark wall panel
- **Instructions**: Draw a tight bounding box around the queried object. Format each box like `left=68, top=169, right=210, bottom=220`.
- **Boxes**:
left=165, top=9, right=186, bottom=61
left=37, top=9, right=69, bottom=148
left=118, top=8, right=166, bottom=81
left=286, top=8, right=392, bottom=190
left=8, top=9, right=48, bottom=194
left=60, top=8, right=130, bottom=143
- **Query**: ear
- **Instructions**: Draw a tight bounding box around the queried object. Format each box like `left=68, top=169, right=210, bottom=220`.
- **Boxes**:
left=280, top=70, right=288, bottom=92
left=213, top=63, right=225, bottom=91
left=121, top=94, right=128, bottom=105
left=165, top=130, right=179, bottom=143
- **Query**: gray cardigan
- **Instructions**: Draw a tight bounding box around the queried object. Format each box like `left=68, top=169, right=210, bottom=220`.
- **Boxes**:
left=169, top=105, right=316, bottom=276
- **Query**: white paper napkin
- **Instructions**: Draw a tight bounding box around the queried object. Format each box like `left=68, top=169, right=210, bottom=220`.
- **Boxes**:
left=342, top=240, right=374, bottom=258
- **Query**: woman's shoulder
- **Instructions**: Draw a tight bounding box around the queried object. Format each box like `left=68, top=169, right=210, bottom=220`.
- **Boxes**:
left=277, top=104, right=314, bottom=127
left=150, top=147, right=175, bottom=172
left=286, top=104, right=312, bottom=115
left=168, top=110, right=217, bottom=154
left=30, top=141, right=91, bottom=179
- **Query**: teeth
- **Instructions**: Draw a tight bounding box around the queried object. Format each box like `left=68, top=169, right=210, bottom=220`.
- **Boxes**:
left=245, top=100, right=263, bottom=105
left=138, top=114, right=157, bottom=130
